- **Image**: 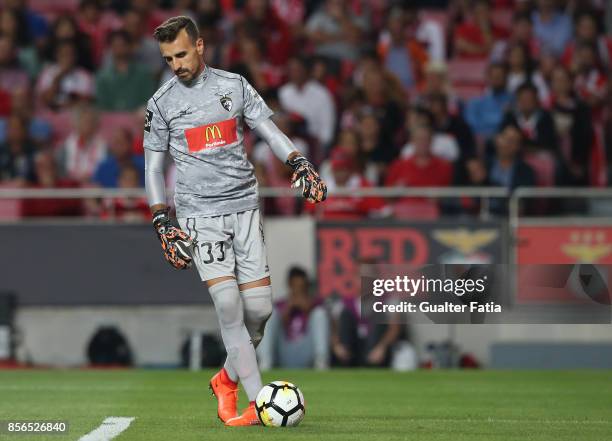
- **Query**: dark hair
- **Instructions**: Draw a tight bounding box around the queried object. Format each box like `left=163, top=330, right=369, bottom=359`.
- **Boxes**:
left=516, top=81, right=538, bottom=97
left=410, top=105, right=435, bottom=128
left=107, top=29, right=132, bottom=46
left=513, top=12, right=531, bottom=24
left=488, top=61, right=508, bottom=74
left=288, top=266, right=308, bottom=281
left=153, top=16, right=199, bottom=44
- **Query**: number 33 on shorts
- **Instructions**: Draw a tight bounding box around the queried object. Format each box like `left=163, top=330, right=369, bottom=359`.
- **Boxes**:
left=178, top=209, right=270, bottom=284
left=197, top=241, right=226, bottom=264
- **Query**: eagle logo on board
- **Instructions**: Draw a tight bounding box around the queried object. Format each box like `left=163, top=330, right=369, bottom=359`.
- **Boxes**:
left=216, top=90, right=233, bottom=112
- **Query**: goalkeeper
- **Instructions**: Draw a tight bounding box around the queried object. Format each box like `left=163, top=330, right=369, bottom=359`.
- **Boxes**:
left=144, top=16, right=326, bottom=427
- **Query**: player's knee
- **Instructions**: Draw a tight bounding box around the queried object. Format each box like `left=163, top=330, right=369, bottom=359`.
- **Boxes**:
left=209, top=280, right=243, bottom=328
left=241, top=285, right=273, bottom=324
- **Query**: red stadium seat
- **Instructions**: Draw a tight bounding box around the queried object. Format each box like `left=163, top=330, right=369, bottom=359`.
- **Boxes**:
left=453, top=84, right=484, bottom=101
left=99, top=113, right=141, bottom=143
left=0, top=183, right=22, bottom=220
left=37, top=110, right=73, bottom=146
left=524, top=151, right=556, bottom=187
left=393, top=199, right=440, bottom=220
left=448, top=58, right=488, bottom=86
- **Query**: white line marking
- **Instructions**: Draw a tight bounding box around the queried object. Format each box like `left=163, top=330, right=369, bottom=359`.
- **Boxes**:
left=78, top=417, right=135, bottom=441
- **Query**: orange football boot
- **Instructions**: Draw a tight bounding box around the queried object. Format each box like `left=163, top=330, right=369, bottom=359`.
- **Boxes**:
left=208, top=368, right=238, bottom=422
left=225, top=402, right=261, bottom=427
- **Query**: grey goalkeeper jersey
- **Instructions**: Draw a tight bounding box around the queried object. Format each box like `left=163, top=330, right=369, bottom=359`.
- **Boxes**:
left=143, top=66, right=273, bottom=217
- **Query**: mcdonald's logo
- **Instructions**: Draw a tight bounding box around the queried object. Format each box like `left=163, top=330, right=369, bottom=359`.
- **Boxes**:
left=185, top=118, right=238, bottom=152
left=205, top=125, right=222, bottom=142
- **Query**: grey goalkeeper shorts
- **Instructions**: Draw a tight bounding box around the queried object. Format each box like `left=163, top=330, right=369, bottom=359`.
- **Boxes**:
left=178, top=208, right=270, bottom=284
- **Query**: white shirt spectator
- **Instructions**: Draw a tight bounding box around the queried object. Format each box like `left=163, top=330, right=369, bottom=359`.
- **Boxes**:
left=59, top=132, right=107, bottom=182
left=36, top=65, right=94, bottom=107
left=416, top=17, right=446, bottom=62
left=279, top=80, right=336, bottom=148
left=400, top=133, right=460, bottom=162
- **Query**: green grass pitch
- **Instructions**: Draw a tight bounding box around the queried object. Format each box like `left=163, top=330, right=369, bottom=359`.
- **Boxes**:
left=1, top=369, right=611, bottom=440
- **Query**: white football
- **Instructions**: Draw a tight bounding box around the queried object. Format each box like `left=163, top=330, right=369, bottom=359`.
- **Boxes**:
left=255, top=381, right=305, bottom=427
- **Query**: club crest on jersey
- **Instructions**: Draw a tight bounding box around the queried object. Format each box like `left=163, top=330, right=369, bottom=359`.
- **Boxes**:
left=216, top=91, right=233, bottom=112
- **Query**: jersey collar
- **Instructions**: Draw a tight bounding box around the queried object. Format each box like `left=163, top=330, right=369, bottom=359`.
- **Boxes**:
left=185, top=64, right=209, bottom=87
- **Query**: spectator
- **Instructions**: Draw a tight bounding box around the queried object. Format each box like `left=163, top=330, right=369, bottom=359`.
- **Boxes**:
left=36, top=40, right=94, bottom=110
left=119, top=9, right=165, bottom=77
left=501, top=82, right=559, bottom=153
left=386, top=124, right=453, bottom=217
left=531, top=0, right=573, bottom=57
left=240, top=0, right=293, bottom=67
left=22, top=151, right=83, bottom=217
left=359, top=67, right=405, bottom=143
left=305, top=148, right=386, bottom=220
left=454, top=0, right=509, bottom=59
left=401, top=106, right=460, bottom=162
left=229, top=27, right=284, bottom=93
left=330, top=279, right=403, bottom=367
left=305, top=0, right=367, bottom=61
left=416, top=61, right=461, bottom=116
left=101, top=164, right=149, bottom=221
left=44, top=15, right=95, bottom=72
left=279, top=56, right=336, bottom=150
left=506, top=43, right=549, bottom=101
left=450, top=157, right=490, bottom=215
left=3, top=0, right=48, bottom=46
left=0, top=35, right=30, bottom=93
left=257, top=267, right=330, bottom=370
left=76, top=0, right=119, bottom=67
left=490, top=124, right=537, bottom=187
left=428, top=94, right=477, bottom=161
left=491, top=12, right=540, bottom=62
left=572, top=43, right=608, bottom=118
left=93, top=127, right=144, bottom=188
left=319, top=128, right=378, bottom=185
left=562, top=10, right=612, bottom=71
left=357, top=112, right=396, bottom=179
left=376, top=8, right=428, bottom=91
left=404, top=4, right=446, bottom=63
left=486, top=124, right=536, bottom=213
left=0, top=87, right=51, bottom=148
left=465, top=63, right=513, bottom=139
left=58, top=105, right=107, bottom=183
left=95, top=30, right=155, bottom=111
left=546, top=66, right=592, bottom=185
left=0, top=114, right=35, bottom=183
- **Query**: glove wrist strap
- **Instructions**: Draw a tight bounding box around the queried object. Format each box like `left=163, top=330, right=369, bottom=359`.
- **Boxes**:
left=152, top=207, right=170, bottom=230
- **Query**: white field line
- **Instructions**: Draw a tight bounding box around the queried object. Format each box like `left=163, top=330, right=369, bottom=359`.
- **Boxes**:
left=78, top=417, right=135, bottom=441
left=405, top=417, right=612, bottom=425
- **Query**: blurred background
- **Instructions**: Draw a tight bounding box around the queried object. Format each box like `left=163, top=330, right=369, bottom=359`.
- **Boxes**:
left=0, top=0, right=612, bottom=372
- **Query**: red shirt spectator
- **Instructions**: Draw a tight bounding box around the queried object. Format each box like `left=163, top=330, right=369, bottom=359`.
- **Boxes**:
left=454, top=0, right=509, bottom=59
left=385, top=124, right=452, bottom=218
left=305, top=149, right=385, bottom=220
left=21, top=151, right=83, bottom=217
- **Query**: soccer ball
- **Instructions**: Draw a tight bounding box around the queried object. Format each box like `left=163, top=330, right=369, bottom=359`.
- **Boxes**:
left=255, top=381, right=305, bottom=427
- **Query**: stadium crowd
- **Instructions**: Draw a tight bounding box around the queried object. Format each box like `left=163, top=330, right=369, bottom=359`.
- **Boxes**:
left=0, top=0, right=611, bottom=219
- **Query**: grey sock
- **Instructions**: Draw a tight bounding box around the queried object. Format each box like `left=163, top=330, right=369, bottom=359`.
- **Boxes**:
left=208, top=280, right=263, bottom=401
left=224, top=285, right=273, bottom=383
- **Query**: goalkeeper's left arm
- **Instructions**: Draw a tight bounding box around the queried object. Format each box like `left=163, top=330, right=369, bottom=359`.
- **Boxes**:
left=254, top=118, right=327, bottom=203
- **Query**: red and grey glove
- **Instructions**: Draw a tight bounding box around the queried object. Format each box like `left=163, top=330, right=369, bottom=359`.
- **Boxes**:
left=152, top=208, right=194, bottom=270
left=287, top=154, right=327, bottom=203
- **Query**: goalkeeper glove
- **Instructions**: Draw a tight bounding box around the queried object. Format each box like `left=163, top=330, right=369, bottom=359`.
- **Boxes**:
left=152, top=208, right=194, bottom=270
left=287, top=154, right=327, bottom=203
